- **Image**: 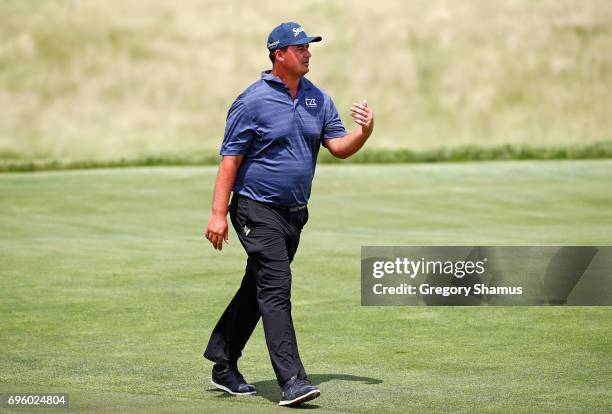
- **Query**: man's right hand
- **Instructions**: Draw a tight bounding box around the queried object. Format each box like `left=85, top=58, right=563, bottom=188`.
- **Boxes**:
left=205, top=212, right=229, bottom=251
left=205, top=155, right=243, bottom=252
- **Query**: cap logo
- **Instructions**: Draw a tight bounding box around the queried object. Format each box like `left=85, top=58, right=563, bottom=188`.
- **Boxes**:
left=267, top=39, right=280, bottom=49
left=292, top=27, right=304, bottom=37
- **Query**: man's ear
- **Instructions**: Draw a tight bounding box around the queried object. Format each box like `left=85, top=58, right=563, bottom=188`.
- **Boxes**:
left=275, top=49, right=284, bottom=62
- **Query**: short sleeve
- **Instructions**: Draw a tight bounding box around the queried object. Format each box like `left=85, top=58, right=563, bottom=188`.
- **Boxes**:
left=323, top=96, right=347, bottom=139
left=219, top=99, right=255, bottom=155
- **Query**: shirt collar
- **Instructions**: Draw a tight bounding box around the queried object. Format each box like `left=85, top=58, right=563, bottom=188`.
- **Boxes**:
left=261, top=70, right=283, bottom=85
left=261, top=70, right=313, bottom=92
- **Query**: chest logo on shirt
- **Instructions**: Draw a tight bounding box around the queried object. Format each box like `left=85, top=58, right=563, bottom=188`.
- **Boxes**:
left=305, top=98, right=317, bottom=107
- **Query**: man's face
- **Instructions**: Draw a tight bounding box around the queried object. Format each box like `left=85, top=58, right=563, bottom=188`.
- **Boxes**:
left=277, top=44, right=311, bottom=77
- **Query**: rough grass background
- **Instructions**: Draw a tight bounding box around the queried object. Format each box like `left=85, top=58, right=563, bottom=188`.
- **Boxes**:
left=1, top=0, right=611, bottom=161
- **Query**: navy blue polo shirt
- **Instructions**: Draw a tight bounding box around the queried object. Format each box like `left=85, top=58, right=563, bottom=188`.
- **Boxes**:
left=220, top=70, right=346, bottom=206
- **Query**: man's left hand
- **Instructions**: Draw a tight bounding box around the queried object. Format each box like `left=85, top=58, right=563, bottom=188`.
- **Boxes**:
left=350, top=100, right=374, bottom=138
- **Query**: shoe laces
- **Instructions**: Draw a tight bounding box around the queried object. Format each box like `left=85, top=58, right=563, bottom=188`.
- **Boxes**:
left=230, top=366, right=245, bottom=382
left=288, top=377, right=310, bottom=389
left=219, top=363, right=246, bottom=382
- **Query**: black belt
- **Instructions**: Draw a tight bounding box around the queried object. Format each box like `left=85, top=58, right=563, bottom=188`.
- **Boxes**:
left=237, top=195, right=306, bottom=213
left=285, top=205, right=307, bottom=213
left=268, top=202, right=307, bottom=213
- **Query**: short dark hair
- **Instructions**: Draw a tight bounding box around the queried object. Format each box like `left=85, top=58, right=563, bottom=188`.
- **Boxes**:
left=269, top=46, right=288, bottom=64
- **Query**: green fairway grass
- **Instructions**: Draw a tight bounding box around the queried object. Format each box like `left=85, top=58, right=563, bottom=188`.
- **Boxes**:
left=1, top=161, right=611, bottom=413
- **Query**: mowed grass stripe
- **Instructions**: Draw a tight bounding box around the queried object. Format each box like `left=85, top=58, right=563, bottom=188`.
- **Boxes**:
left=2, top=140, right=612, bottom=172
left=1, top=161, right=611, bottom=413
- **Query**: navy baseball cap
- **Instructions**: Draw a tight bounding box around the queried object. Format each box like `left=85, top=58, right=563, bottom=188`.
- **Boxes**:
left=267, top=22, right=322, bottom=51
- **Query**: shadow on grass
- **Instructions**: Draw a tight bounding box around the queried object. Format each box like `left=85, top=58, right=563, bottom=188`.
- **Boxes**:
left=207, top=373, right=382, bottom=407
left=252, top=373, right=383, bottom=405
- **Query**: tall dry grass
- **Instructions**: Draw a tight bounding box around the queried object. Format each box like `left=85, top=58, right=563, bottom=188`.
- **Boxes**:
left=1, top=0, right=611, bottom=160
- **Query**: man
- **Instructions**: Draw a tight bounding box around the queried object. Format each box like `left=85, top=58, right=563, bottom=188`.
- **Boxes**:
left=203, top=22, right=374, bottom=407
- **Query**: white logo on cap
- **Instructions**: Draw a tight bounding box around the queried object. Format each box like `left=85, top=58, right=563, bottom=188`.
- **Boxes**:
left=292, top=27, right=304, bottom=37
left=268, top=40, right=280, bottom=48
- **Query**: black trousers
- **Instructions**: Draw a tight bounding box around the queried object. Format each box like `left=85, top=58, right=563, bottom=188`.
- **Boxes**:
left=204, top=194, right=309, bottom=386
